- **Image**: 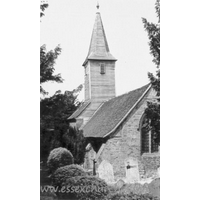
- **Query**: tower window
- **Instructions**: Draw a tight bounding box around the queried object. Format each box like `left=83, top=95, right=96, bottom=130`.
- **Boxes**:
left=100, top=63, right=105, bottom=74
left=140, top=115, right=159, bottom=154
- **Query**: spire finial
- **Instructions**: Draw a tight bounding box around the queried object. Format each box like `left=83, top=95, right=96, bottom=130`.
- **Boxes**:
left=96, top=1, right=99, bottom=10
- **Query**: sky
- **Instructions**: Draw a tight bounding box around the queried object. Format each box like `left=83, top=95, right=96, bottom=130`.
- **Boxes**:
left=40, top=0, right=158, bottom=100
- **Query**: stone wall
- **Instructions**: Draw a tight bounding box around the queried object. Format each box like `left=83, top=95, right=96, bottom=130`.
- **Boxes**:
left=96, top=88, right=160, bottom=179
left=140, top=154, right=160, bottom=178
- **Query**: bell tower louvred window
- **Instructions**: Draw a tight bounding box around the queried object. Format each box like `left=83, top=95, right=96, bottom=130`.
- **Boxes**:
left=100, top=63, right=105, bottom=74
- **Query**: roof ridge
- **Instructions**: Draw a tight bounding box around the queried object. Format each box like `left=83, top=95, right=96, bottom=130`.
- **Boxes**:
left=105, top=83, right=151, bottom=103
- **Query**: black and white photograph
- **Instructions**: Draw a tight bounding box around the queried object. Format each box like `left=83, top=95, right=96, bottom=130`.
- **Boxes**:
left=40, top=0, right=160, bottom=199
left=3, top=0, right=200, bottom=200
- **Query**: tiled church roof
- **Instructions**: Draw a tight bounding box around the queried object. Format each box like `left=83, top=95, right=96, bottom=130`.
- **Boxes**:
left=82, top=84, right=151, bottom=138
left=68, top=101, right=91, bottom=119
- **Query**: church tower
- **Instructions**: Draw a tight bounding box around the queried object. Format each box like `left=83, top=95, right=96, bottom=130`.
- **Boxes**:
left=83, top=4, right=117, bottom=104
left=68, top=4, right=117, bottom=127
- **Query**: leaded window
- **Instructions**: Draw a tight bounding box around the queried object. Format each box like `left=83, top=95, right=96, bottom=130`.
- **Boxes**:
left=141, top=115, right=159, bottom=154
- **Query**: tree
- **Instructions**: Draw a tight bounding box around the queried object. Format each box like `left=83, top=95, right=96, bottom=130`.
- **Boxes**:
left=40, top=84, right=82, bottom=128
left=40, top=85, right=86, bottom=164
left=142, top=0, right=160, bottom=145
left=62, top=127, right=87, bottom=164
left=40, top=45, right=63, bottom=95
left=40, top=2, right=86, bottom=165
left=41, top=126, right=86, bottom=165
left=40, top=1, right=63, bottom=95
left=40, top=1, right=48, bottom=18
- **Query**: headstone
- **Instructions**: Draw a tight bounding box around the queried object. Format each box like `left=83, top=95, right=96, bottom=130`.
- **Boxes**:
left=98, top=160, right=114, bottom=183
left=125, top=158, right=140, bottom=183
left=157, top=167, right=160, bottom=178
left=84, top=144, right=96, bottom=170
left=148, top=178, right=160, bottom=197
left=115, top=179, right=125, bottom=189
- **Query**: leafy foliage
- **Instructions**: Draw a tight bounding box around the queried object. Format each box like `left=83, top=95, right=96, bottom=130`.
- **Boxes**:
left=40, top=1, right=86, bottom=190
left=144, top=101, right=160, bottom=145
left=40, top=2, right=48, bottom=18
left=52, top=164, right=87, bottom=188
left=142, top=0, right=160, bottom=145
left=40, top=85, right=86, bottom=164
left=40, top=45, right=63, bottom=95
left=40, top=186, right=57, bottom=199
left=62, top=127, right=87, bottom=164
left=40, top=165, right=51, bottom=186
left=105, top=193, right=159, bottom=200
left=40, top=85, right=82, bottom=128
left=106, top=178, right=160, bottom=200
left=105, top=178, right=160, bottom=200
left=40, top=125, right=86, bottom=166
left=59, top=176, right=109, bottom=200
left=142, top=0, right=160, bottom=68
left=47, top=147, right=74, bottom=174
left=40, top=2, right=63, bottom=95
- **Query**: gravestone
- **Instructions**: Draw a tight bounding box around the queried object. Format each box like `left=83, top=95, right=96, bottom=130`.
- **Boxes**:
left=84, top=144, right=96, bottom=170
left=115, top=179, right=125, bottom=189
left=157, top=167, right=160, bottom=178
left=98, top=160, right=114, bottom=183
left=148, top=178, right=160, bottom=197
left=125, top=158, right=140, bottom=183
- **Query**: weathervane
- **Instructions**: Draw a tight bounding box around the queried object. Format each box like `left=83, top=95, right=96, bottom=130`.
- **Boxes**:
left=96, top=1, right=99, bottom=10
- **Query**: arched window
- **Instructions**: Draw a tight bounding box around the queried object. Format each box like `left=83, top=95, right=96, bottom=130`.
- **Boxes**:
left=140, top=115, right=159, bottom=154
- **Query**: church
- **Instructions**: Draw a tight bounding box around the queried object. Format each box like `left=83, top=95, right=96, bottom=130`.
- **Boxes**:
left=68, top=5, right=160, bottom=181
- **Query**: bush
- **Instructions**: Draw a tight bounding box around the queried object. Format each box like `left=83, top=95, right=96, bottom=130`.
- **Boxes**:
left=52, top=164, right=87, bottom=188
left=40, top=162, right=51, bottom=186
left=119, top=183, right=150, bottom=195
left=105, top=180, right=160, bottom=200
left=47, top=147, right=74, bottom=174
left=105, top=193, right=159, bottom=200
left=40, top=185, right=57, bottom=200
left=40, top=169, right=51, bottom=186
left=58, top=176, right=109, bottom=200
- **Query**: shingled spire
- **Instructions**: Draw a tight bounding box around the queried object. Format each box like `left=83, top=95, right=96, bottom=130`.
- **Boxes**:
left=69, top=3, right=117, bottom=127
left=82, top=7, right=116, bottom=66
left=82, top=4, right=117, bottom=113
